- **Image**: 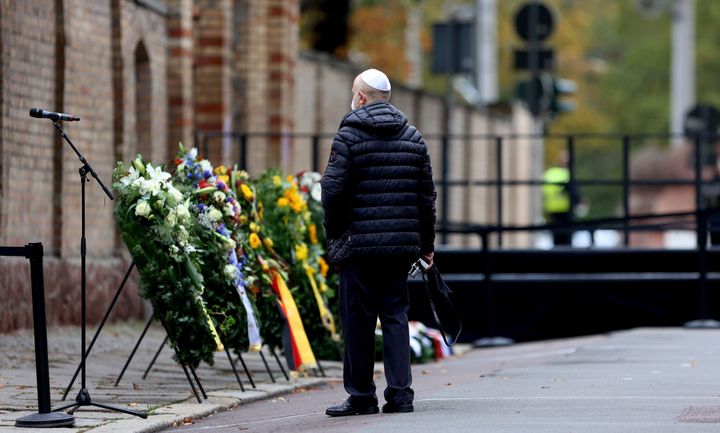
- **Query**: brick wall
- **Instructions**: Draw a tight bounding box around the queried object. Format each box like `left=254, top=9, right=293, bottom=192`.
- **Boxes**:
left=0, top=0, right=172, bottom=332
left=118, top=0, right=168, bottom=164
left=166, top=0, right=194, bottom=155
left=0, top=0, right=58, bottom=252
left=194, top=0, right=231, bottom=164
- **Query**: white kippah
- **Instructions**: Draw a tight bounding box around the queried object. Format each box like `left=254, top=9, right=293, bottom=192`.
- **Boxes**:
left=359, top=68, right=391, bottom=92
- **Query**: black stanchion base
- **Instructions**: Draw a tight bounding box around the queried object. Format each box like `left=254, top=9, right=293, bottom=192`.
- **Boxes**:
left=472, top=336, right=515, bottom=348
left=15, top=412, right=75, bottom=428
left=684, top=319, right=720, bottom=329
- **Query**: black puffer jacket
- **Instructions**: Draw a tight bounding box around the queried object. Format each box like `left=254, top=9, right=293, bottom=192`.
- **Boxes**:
left=321, top=101, right=436, bottom=261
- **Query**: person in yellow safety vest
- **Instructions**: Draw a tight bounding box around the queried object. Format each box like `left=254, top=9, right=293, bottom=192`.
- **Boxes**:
left=543, top=152, right=583, bottom=246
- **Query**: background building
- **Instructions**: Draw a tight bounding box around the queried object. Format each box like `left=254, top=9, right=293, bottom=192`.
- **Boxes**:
left=0, top=0, right=531, bottom=332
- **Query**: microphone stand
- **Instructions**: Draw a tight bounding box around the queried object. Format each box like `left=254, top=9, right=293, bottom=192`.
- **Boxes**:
left=49, top=121, right=147, bottom=418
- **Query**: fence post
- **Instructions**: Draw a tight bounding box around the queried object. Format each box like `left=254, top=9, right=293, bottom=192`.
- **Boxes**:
left=312, top=135, right=320, bottom=173
left=495, top=137, right=503, bottom=247
left=622, top=135, right=631, bottom=246
left=239, top=134, right=248, bottom=170
left=567, top=135, right=576, bottom=246
left=441, top=135, right=450, bottom=245
left=685, top=134, right=720, bottom=328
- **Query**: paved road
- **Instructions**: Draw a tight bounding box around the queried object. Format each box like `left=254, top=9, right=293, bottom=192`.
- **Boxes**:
left=162, top=329, right=720, bottom=433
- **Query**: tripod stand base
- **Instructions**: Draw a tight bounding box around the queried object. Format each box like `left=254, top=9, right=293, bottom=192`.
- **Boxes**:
left=15, top=412, right=75, bottom=428
left=53, top=389, right=148, bottom=419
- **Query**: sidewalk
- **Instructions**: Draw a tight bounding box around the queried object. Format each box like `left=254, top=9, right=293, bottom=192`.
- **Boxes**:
left=6, top=325, right=720, bottom=432
left=0, top=321, right=339, bottom=432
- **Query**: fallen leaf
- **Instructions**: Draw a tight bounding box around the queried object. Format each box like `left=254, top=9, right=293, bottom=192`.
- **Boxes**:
left=133, top=383, right=143, bottom=390
left=421, top=370, right=430, bottom=375
left=128, top=403, right=139, bottom=407
left=183, top=417, right=194, bottom=425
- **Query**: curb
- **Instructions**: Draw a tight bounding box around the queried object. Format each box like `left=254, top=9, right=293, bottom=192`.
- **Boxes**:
left=88, top=377, right=330, bottom=433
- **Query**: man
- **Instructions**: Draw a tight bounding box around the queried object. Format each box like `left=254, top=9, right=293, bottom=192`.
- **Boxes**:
left=321, top=68, right=436, bottom=417
left=543, top=151, right=583, bottom=246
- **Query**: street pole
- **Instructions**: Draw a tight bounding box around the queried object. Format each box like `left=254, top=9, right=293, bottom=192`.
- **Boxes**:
left=671, top=0, right=695, bottom=147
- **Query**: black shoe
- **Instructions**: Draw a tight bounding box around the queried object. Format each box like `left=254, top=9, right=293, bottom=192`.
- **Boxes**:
left=382, top=401, right=414, bottom=413
left=326, top=399, right=379, bottom=417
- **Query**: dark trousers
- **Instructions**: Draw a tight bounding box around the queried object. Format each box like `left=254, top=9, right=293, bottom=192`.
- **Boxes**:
left=339, top=258, right=414, bottom=405
left=549, top=212, right=572, bottom=246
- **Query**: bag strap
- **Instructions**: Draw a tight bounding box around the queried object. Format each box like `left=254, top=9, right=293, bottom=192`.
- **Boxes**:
left=421, top=266, right=462, bottom=347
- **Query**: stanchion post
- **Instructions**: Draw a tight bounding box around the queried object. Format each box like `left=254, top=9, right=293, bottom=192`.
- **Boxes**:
left=15, top=242, right=75, bottom=428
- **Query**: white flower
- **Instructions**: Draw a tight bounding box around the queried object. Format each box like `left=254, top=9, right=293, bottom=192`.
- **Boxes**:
left=311, top=184, right=322, bottom=202
left=166, top=210, right=177, bottom=227
left=135, top=200, right=151, bottom=217
left=208, top=208, right=223, bottom=222
left=199, top=159, right=213, bottom=174
left=119, top=167, right=140, bottom=187
left=224, top=264, right=238, bottom=280
left=213, top=191, right=226, bottom=203
left=188, top=147, right=198, bottom=160
left=146, top=163, right=171, bottom=183
left=167, top=186, right=183, bottom=206
left=176, top=199, right=191, bottom=221
left=224, top=202, right=235, bottom=216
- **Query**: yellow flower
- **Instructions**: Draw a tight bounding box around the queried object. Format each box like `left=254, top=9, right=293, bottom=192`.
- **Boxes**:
left=286, top=175, right=295, bottom=183
left=263, top=237, right=274, bottom=249
left=295, top=243, right=308, bottom=261
left=309, top=224, right=318, bottom=245
left=249, top=222, right=260, bottom=233
left=272, top=175, right=282, bottom=186
left=249, top=233, right=261, bottom=249
left=241, top=183, right=254, bottom=201
left=277, top=197, right=289, bottom=207
left=319, top=257, right=329, bottom=278
left=290, top=200, right=306, bottom=213
left=239, top=214, right=247, bottom=225
left=217, top=175, right=230, bottom=186
left=214, top=165, right=228, bottom=175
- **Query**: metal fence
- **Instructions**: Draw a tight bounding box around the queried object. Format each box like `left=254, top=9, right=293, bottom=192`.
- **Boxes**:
left=194, top=131, right=718, bottom=249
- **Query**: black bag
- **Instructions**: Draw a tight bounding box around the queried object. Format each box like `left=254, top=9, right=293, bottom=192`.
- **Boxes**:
left=418, top=263, right=462, bottom=347
left=327, top=230, right=352, bottom=265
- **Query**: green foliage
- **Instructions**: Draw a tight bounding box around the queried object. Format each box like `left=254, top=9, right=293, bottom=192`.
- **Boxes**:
left=113, top=160, right=220, bottom=368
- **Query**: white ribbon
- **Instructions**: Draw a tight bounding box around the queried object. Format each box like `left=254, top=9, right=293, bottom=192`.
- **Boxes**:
left=236, top=284, right=262, bottom=352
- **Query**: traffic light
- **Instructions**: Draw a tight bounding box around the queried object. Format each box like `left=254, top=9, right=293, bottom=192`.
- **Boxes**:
left=516, top=74, right=553, bottom=116
left=549, top=77, right=576, bottom=116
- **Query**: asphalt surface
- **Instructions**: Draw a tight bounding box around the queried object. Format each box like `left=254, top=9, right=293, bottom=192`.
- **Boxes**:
left=161, top=329, right=720, bottom=433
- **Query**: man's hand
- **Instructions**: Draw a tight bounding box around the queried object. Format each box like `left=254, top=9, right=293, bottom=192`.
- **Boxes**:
left=422, top=251, right=434, bottom=267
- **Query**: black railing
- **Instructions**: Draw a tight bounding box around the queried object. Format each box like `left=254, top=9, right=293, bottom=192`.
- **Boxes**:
left=194, top=131, right=718, bottom=248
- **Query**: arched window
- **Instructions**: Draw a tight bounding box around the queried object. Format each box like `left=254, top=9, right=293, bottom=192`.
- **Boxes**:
left=134, top=42, right=152, bottom=158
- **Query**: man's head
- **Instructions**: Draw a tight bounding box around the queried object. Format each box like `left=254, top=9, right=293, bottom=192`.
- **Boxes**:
left=351, top=68, right=391, bottom=111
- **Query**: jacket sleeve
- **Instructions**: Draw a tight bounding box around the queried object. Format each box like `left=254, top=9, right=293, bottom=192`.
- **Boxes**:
left=418, top=142, right=437, bottom=254
left=321, top=133, right=352, bottom=240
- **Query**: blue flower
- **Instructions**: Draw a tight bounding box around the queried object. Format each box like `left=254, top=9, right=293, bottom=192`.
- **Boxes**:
left=217, top=181, right=226, bottom=190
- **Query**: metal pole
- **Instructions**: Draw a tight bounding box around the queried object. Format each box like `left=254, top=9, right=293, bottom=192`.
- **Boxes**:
left=311, top=135, right=320, bottom=173
left=496, top=136, right=503, bottom=247
left=28, top=243, right=51, bottom=413
left=441, top=135, right=450, bottom=245
left=622, top=136, right=631, bottom=246
left=115, top=314, right=154, bottom=386
left=240, top=133, right=248, bottom=170
left=671, top=0, right=695, bottom=148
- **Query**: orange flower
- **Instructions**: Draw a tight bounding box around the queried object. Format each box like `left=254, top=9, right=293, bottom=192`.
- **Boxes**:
left=319, top=257, right=329, bottom=278
left=309, top=224, right=318, bottom=245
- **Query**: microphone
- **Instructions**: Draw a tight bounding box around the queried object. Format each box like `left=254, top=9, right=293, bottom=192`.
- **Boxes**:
left=29, top=108, right=80, bottom=122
